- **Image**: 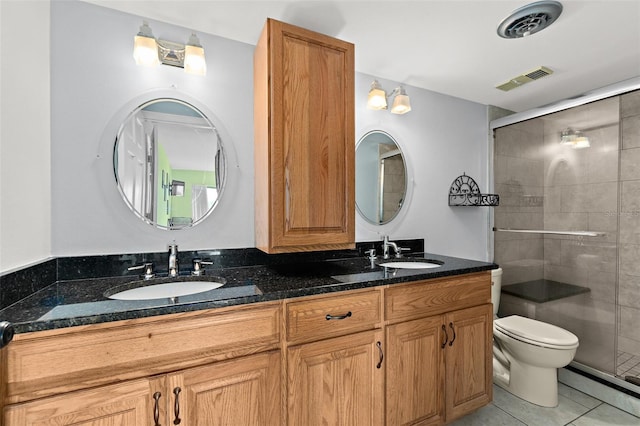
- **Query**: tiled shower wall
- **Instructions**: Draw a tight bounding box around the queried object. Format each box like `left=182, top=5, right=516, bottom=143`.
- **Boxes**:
left=619, top=91, right=640, bottom=360
left=494, top=92, right=640, bottom=380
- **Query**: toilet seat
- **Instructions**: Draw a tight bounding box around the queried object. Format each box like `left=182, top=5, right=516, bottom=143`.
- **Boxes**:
left=494, top=315, right=579, bottom=349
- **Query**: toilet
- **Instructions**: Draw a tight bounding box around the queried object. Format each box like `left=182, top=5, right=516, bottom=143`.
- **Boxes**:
left=491, top=268, right=579, bottom=407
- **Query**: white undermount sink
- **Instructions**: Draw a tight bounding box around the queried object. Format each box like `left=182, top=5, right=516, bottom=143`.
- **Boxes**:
left=107, top=280, right=225, bottom=301
left=379, top=261, right=443, bottom=269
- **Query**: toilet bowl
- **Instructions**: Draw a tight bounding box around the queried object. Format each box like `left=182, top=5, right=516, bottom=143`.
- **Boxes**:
left=491, top=268, right=579, bottom=407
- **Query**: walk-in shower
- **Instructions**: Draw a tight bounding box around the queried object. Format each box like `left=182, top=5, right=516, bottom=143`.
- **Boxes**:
left=491, top=82, right=640, bottom=394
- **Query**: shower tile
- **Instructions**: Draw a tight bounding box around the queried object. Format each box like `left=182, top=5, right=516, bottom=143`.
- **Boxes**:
left=544, top=212, right=588, bottom=233
left=621, top=90, right=640, bottom=118
left=561, top=182, right=617, bottom=214
left=620, top=214, right=640, bottom=244
left=571, top=403, right=640, bottom=426
left=619, top=306, right=640, bottom=349
left=621, top=147, right=640, bottom=180
left=622, top=115, right=640, bottom=149
left=620, top=244, right=640, bottom=276
left=619, top=274, right=640, bottom=308
left=492, top=384, right=591, bottom=426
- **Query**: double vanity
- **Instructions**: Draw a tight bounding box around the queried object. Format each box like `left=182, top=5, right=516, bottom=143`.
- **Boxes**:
left=0, top=248, right=496, bottom=425
left=0, top=15, right=497, bottom=426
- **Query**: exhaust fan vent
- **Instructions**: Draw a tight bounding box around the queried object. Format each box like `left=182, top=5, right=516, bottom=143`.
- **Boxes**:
left=496, top=66, right=553, bottom=92
left=497, top=1, right=563, bottom=39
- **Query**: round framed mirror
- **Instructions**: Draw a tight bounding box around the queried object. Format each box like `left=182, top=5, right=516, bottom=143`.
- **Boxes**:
left=355, top=130, right=407, bottom=225
left=113, top=98, right=225, bottom=230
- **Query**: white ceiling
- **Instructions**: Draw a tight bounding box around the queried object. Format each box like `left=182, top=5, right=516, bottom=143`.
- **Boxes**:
left=84, top=0, right=640, bottom=112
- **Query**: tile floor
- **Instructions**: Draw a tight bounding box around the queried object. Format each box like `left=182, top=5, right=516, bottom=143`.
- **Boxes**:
left=451, top=384, right=640, bottom=426
left=618, top=351, right=640, bottom=381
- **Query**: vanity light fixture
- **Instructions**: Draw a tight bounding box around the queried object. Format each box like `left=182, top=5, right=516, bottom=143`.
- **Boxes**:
left=133, top=22, right=207, bottom=75
left=560, top=128, right=590, bottom=149
left=367, top=80, right=388, bottom=110
left=366, top=80, right=412, bottom=115
left=390, top=86, right=412, bottom=114
left=133, top=21, right=160, bottom=67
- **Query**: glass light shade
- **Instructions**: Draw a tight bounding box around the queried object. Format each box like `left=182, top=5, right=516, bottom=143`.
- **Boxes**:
left=560, top=128, right=590, bottom=148
left=391, top=93, right=411, bottom=115
left=184, top=44, right=206, bottom=75
left=367, top=80, right=387, bottom=110
left=133, top=35, right=159, bottom=66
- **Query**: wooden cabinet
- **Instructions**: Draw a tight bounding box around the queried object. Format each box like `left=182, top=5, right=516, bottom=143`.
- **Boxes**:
left=4, top=378, right=153, bottom=425
left=386, top=315, right=446, bottom=425
left=164, top=351, right=281, bottom=425
left=1, top=272, right=492, bottom=426
left=284, top=289, right=384, bottom=425
left=2, top=303, right=282, bottom=426
left=287, top=330, right=384, bottom=426
left=384, top=273, right=493, bottom=425
left=4, top=352, right=281, bottom=426
left=254, top=18, right=355, bottom=253
left=444, top=305, right=493, bottom=423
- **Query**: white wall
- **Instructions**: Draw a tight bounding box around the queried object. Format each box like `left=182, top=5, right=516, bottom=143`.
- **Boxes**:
left=355, top=76, right=490, bottom=260
left=1, top=0, right=492, bottom=273
left=0, top=1, right=52, bottom=272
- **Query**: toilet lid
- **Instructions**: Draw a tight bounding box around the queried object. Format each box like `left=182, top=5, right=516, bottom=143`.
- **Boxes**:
left=494, top=315, right=579, bottom=348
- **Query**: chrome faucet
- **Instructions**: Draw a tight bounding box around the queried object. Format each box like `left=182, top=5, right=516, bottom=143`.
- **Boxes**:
left=382, top=235, right=399, bottom=259
left=168, top=243, right=179, bottom=277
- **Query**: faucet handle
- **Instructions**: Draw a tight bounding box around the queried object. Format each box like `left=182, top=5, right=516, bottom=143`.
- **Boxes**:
left=365, top=249, right=377, bottom=260
left=192, top=259, right=213, bottom=276
left=396, top=247, right=411, bottom=258
left=128, top=262, right=155, bottom=280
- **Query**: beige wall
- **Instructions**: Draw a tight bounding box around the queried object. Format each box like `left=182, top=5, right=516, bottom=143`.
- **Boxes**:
left=0, top=1, right=52, bottom=272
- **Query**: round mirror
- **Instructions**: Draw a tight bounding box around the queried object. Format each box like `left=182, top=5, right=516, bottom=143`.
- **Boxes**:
left=113, top=99, right=225, bottom=230
left=356, top=130, right=407, bottom=225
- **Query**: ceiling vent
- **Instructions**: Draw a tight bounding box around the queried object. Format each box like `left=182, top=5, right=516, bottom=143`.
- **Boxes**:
left=497, top=1, right=563, bottom=39
left=496, top=66, right=554, bottom=91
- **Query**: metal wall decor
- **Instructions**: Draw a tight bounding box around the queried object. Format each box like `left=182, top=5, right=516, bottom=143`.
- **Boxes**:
left=448, top=173, right=499, bottom=207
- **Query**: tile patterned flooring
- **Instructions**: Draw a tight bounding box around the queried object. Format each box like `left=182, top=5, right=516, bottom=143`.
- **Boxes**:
left=451, top=384, right=640, bottom=426
left=618, top=351, right=640, bottom=381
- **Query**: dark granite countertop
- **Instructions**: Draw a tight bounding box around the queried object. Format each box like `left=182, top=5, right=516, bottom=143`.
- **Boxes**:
left=0, top=253, right=497, bottom=334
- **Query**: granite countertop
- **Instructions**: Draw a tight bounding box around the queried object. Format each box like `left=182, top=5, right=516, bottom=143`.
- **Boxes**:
left=0, top=253, right=497, bottom=334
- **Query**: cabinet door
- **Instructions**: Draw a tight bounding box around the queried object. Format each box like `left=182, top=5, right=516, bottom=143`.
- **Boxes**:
left=444, top=304, right=493, bottom=422
left=254, top=18, right=355, bottom=253
left=287, top=330, right=384, bottom=426
left=3, top=378, right=152, bottom=425
left=167, top=351, right=281, bottom=426
left=386, top=316, right=446, bottom=426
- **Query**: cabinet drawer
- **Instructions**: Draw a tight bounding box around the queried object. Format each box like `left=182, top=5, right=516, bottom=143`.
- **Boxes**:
left=385, top=272, right=491, bottom=323
left=4, top=302, right=281, bottom=403
left=286, top=290, right=381, bottom=344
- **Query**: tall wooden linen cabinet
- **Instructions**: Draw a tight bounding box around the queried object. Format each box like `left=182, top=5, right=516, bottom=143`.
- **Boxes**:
left=254, top=18, right=355, bottom=253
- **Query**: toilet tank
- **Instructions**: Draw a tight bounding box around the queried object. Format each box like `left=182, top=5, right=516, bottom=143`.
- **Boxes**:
left=491, top=268, right=503, bottom=316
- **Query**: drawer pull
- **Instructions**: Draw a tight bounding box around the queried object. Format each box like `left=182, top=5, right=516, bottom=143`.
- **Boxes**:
left=376, top=341, right=384, bottom=369
left=325, top=311, right=352, bottom=321
left=441, top=324, right=449, bottom=349
left=173, top=387, right=182, bottom=425
left=448, top=322, right=456, bottom=347
left=153, top=391, right=161, bottom=426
